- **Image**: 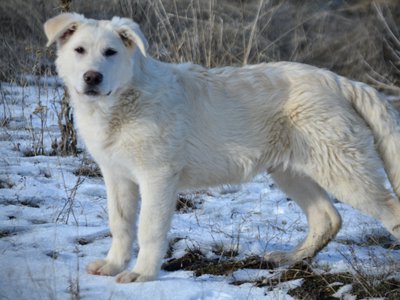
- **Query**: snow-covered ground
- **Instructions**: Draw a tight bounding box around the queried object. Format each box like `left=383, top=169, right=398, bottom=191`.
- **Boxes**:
left=1, top=79, right=400, bottom=299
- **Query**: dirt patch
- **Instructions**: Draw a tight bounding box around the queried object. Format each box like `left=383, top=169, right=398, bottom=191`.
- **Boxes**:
left=287, top=271, right=400, bottom=300
left=0, top=178, right=14, bottom=189
left=162, top=249, right=400, bottom=299
left=31, top=219, right=47, bottom=225
left=176, top=193, right=203, bottom=213
left=4, top=199, right=41, bottom=208
left=45, top=250, right=59, bottom=260
left=211, top=243, right=239, bottom=258
left=336, top=233, right=400, bottom=250
left=284, top=267, right=354, bottom=300
left=0, top=226, right=27, bottom=238
left=0, top=229, right=15, bottom=238
left=19, top=200, right=40, bottom=208
left=73, top=162, right=102, bottom=178
left=162, top=250, right=274, bottom=276
left=76, top=231, right=111, bottom=245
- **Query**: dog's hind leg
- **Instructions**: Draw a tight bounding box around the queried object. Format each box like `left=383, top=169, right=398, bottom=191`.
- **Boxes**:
left=298, top=117, right=400, bottom=243
left=266, top=169, right=342, bottom=265
left=310, top=157, right=400, bottom=242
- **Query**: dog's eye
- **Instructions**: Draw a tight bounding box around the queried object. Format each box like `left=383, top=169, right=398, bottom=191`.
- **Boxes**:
left=104, top=48, right=117, bottom=57
left=74, top=47, right=85, bottom=54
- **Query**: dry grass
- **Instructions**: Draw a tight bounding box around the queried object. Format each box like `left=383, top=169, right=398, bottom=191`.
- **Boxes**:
left=162, top=247, right=400, bottom=299
left=0, top=0, right=399, bottom=95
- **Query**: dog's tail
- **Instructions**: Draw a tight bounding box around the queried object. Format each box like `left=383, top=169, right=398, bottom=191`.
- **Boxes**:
left=340, top=78, right=400, bottom=198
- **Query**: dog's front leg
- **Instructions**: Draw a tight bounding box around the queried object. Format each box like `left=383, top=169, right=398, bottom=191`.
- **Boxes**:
left=87, top=167, right=139, bottom=276
left=116, top=172, right=179, bottom=283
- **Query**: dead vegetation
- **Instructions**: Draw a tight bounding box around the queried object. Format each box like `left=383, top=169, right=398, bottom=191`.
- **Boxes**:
left=162, top=249, right=274, bottom=276
left=73, top=157, right=102, bottom=178
left=176, top=193, right=203, bottom=212
left=0, top=0, right=399, bottom=96
left=162, top=248, right=400, bottom=299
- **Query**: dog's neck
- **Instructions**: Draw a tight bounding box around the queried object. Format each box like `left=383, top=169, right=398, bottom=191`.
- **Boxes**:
left=131, top=51, right=168, bottom=89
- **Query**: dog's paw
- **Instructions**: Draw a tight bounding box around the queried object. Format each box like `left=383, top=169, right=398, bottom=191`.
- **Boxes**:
left=86, top=259, right=124, bottom=276
left=264, top=251, right=296, bottom=266
left=264, top=251, right=311, bottom=267
left=116, top=271, right=156, bottom=283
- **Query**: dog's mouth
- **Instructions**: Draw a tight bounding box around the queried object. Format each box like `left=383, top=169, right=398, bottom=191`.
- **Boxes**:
left=80, top=89, right=112, bottom=97
left=85, top=89, right=100, bottom=96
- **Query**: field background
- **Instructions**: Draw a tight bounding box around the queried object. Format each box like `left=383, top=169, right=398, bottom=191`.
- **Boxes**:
left=1, top=0, right=400, bottom=96
left=1, top=0, right=400, bottom=299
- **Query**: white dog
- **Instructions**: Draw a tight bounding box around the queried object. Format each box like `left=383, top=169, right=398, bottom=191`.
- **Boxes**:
left=44, top=13, right=400, bottom=283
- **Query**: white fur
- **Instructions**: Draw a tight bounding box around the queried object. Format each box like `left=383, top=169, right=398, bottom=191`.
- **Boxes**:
left=44, top=13, right=400, bottom=283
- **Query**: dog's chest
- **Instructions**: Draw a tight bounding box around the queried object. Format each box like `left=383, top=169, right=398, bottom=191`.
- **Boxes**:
left=75, top=106, right=160, bottom=177
left=76, top=113, right=113, bottom=160
left=74, top=107, right=126, bottom=165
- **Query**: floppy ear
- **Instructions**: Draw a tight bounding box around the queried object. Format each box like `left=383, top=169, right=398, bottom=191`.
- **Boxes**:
left=111, top=17, right=148, bottom=57
left=44, top=13, right=85, bottom=47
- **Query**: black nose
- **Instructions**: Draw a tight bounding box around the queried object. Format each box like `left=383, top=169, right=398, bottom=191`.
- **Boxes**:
left=83, top=71, right=103, bottom=86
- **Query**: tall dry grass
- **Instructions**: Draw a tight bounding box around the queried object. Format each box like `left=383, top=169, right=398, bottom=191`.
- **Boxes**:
left=0, top=0, right=399, bottom=95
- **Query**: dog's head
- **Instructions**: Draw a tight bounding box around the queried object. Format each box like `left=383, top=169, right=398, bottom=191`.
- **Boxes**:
left=44, top=13, right=148, bottom=99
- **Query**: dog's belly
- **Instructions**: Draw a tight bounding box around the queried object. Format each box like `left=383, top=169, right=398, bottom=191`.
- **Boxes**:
left=178, top=147, right=270, bottom=190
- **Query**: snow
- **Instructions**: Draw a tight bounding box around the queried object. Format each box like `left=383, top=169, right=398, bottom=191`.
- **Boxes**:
left=1, top=80, right=400, bottom=299
left=332, top=284, right=353, bottom=299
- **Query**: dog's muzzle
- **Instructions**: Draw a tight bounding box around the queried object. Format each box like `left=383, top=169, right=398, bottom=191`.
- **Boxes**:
left=82, top=70, right=110, bottom=96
